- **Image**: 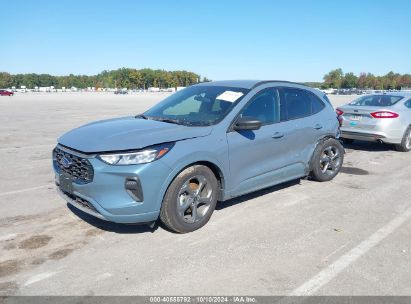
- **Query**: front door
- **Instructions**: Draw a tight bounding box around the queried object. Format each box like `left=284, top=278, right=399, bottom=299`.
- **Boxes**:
left=227, top=88, right=297, bottom=197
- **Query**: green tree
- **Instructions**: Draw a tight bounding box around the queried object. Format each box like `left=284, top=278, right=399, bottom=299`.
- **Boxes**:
left=323, top=68, right=344, bottom=88
left=341, top=72, right=358, bottom=88
left=129, top=70, right=144, bottom=89
left=0, top=72, right=13, bottom=88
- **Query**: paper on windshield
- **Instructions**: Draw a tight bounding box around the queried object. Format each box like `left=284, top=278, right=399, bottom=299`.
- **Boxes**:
left=216, top=91, right=244, bottom=103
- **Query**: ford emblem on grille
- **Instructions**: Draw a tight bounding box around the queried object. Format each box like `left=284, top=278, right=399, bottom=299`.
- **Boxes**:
left=54, top=147, right=94, bottom=183
left=61, top=156, right=73, bottom=168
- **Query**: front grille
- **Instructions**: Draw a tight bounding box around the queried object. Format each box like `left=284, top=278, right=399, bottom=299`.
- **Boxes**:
left=54, top=147, right=94, bottom=183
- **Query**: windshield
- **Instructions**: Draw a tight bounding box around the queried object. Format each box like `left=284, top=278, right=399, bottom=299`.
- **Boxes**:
left=349, top=95, right=404, bottom=107
left=143, top=85, right=250, bottom=126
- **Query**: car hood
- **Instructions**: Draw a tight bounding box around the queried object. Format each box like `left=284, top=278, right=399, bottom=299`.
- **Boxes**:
left=58, top=116, right=213, bottom=153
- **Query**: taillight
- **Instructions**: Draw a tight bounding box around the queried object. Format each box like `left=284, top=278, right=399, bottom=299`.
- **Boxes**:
left=370, top=111, right=399, bottom=119
left=336, top=109, right=344, bottom=126
left=337, top=116, right=343, bottom=127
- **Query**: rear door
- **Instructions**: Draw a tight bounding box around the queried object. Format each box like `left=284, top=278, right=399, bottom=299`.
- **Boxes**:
left=279, top=87, right=330, bottom=166
left=227, top=88, right=294, bottom=196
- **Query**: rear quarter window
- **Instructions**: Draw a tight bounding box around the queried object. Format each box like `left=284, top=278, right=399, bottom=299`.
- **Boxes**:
left=310, top=93, right=326, bottom=114
left=405, top=98, right=411, bottom=109
left=281, top=88, right=325, bottom=121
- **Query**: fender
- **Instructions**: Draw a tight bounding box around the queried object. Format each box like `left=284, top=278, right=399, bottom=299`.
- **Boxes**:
left=153, top=153, right=229, bottom=212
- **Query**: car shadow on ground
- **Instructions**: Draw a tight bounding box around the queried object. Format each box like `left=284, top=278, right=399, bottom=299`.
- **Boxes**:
left=215, top=179, right=301, bottom=211
left=67, top=203, right=158, bottom=234
left=67, top=180, right=302, bottom=234
left=341, top=140, right=394, bottom=152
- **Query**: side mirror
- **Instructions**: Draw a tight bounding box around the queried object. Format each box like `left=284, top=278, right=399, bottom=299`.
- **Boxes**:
left=233, top=117, right=262, bottom=131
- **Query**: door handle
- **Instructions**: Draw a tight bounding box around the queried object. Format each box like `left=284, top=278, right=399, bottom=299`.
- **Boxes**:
left=314, top=124, right=323, bottom=130
left=272, top=132, right=284, bottom=139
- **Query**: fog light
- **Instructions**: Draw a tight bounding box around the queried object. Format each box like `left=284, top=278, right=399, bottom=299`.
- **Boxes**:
left=125, top=177, right=143, bottom=202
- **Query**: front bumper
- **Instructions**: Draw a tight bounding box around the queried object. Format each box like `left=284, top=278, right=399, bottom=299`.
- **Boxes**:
left=56, top=187, right=160, bottom=223
left=53, top=147, right=171, bottom=224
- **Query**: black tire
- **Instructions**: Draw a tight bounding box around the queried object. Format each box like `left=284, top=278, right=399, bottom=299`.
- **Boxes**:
left=310, top=138, right=344, bottom=182
left=394, top=126, right=411, bottom=152
left=160, top=165, right=218, bottom=233
left=341, top=138, right=354, bottom=144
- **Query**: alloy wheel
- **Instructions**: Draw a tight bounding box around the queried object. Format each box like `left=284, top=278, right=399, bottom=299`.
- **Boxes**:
left=177, top=175, right=213, bottom=224
left=320, top=145, right=342, bottom=175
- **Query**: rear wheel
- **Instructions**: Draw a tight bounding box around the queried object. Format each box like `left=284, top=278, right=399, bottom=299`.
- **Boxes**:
left=310, top=138, right=344, bottom=182
left=160, top=165, right=218, bottom=233
left=395, top=127, right=411, bottom=152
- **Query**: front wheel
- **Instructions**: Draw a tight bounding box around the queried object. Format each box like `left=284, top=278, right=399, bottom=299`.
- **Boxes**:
left=160, top=165, right=218, bottom=233
left=310, top=138, right=344, bottom=182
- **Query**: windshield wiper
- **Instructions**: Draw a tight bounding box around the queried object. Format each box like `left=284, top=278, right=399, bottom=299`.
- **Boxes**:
left=153, top=118, right=185, bottom=125
left=138, top=115, right=196, bottom=126
left=135, top=114, right=149, bottom=119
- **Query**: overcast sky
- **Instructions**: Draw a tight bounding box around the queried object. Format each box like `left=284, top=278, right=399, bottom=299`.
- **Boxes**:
left=1, top=0, right=410, bottom=81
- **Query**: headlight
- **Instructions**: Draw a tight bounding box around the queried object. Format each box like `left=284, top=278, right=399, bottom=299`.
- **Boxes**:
left=98, top=143, right=174, bottom=165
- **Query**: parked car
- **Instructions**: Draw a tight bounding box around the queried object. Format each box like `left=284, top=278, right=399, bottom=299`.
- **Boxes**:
left=337, top=93, right=411, bottom=151
left=114, top=89, right=128, bottom=94
left=0, top=89, right=14, bottom=96
left=53, top=80, right=344, bottom=233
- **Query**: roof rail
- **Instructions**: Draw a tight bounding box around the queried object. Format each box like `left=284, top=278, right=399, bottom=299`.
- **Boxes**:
left=250, top=80, right=308, bottom=90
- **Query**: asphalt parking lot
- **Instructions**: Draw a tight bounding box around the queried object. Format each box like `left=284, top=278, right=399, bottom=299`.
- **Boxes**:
left=0, top=93, right=410, bottom=296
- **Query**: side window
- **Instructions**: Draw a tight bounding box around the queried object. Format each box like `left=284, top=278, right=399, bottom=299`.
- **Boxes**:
left=282, top=88, right=312, bottom=120
left=405, top=99, right=411, bottom=109
left=310, top=93, right=326, bottom=114
left=239, top=88, right=280, bottom=125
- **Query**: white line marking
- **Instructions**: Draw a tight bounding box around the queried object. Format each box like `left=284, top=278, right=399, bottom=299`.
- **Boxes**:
left=0, top=233, right=17, bottom=242
left=0, top=185, right=51, bottom=197
left=290, top=204, right=411, bottom=296
left=321, top=242, right=350, bottom=262
left=96, top=272, right=112, bottom=281
left=24, top=271, right=59, bottom=287
left=0, top=144, right=55, bottom=151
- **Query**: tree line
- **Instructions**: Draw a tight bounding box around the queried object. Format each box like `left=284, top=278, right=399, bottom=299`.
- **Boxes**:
left=322, top=69, right=411, bottom=90
left=0, top=68, right=208, bottom=89
left=2, top=67, right=410, bottom=91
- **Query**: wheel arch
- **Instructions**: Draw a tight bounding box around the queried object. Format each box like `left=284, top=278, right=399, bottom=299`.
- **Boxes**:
left=173, top=160, right=226, bottom=198
left=156, top=159, right=227, bottom=212
left=307, top=134, right=339, bottom=174
left=194, top=161, right=226, bottom=195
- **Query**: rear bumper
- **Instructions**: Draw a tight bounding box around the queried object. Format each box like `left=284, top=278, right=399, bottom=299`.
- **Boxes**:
left=340, top=129, right=401, bottom=144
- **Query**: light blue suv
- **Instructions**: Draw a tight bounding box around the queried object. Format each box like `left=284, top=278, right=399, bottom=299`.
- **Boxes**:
left=53, top=80, right=344, bottom=233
